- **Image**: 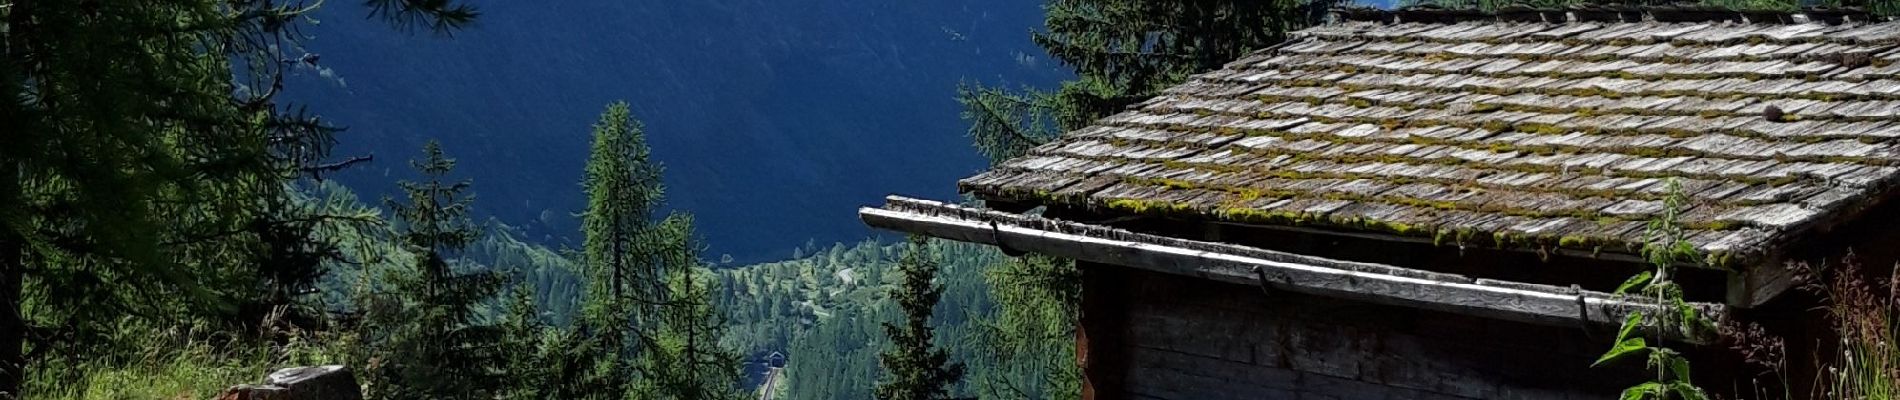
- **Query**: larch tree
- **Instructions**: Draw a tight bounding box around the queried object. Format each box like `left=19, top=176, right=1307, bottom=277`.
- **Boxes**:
left=875, top=236, right=967, bottom=400
left=576, top=100, right=741, bottom=398
left=576, top=100, right=669, bottom=396
left=0, top=0, right=476, bottom=397
left=632, top=216, right=745, bottom=400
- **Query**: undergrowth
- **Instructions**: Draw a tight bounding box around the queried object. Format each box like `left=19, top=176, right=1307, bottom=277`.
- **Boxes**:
left=20, top=310, right=357, bottom=400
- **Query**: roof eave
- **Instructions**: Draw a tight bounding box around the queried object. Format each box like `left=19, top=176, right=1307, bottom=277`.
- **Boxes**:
left=862, top=195, right=1725, bottom=343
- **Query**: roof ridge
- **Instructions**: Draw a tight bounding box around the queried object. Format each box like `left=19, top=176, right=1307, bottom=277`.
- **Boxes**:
left=1331, top=5, right=1885, bottom=25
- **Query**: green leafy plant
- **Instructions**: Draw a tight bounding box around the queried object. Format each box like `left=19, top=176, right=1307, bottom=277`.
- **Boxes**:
left=1596, top=179, right=1716, bottom=400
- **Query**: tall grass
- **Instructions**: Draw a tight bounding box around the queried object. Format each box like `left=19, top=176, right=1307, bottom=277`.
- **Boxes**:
left=20, top=311, right=360, bottom=400
left=1729, top=254, right=1900, bottom=400
left=1800, top=255, right=1900, bottom=400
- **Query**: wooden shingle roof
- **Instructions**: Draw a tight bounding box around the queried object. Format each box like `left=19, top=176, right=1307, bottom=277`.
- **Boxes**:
left=960, top=10, right=1900, bottom=268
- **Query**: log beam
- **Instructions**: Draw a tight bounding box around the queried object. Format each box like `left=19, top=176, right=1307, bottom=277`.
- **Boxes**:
left=1726, top=259, right=1794, bottom=308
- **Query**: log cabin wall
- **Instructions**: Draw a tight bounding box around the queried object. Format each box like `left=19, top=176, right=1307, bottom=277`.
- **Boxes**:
left=1085, top=263, right=1652, bottom=400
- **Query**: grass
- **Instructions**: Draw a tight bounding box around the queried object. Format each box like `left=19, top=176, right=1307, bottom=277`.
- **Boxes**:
left=27, top=346, right=258, bottom=400
left=1728, top=254, right=1900, bottom=400
left=20, top=315, right=360, bottom=400
left=1804, top=256, right=1900, bottom=400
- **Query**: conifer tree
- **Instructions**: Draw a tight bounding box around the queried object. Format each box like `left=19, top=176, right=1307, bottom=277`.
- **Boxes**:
left=575, top=100, right=672, bottom=396
left=632, top=216, right=744, bottom=400
left=875, top=236, right=966, bottom=400
left=371, top=141, right=506, bottom=399
left=499, top=285, right=550, bottom=399
left=497, top=279, right=601, bottom=399
left=576, top=100, right=743, bottom=399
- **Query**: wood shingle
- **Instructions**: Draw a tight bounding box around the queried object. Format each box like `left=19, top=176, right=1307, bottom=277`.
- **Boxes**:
left=960, top=12, right=1900, bottom=268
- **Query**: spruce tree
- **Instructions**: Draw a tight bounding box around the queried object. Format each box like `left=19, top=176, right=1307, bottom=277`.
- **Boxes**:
left=373, top=141, right=506, bottom=399
left=875, top=236, right=966, bottom=400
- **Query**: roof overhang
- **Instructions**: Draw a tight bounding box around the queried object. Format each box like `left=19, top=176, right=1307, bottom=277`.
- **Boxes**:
left=861, top=195, right=1725, bottom=343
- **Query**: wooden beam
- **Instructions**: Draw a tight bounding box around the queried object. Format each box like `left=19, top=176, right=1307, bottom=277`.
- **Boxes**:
left=860, top=196, right=1727, bottom=343
left=1726, top=259, right=1794, bottom=308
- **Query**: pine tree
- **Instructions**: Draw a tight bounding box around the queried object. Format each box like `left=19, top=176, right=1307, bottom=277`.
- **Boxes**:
left=371, top=141, right=506, bottom=399
left=875, top=236, right=967, bottom=400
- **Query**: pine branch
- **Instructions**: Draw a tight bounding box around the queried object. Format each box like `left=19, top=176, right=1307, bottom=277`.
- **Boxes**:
left=302, top=154, right=374, bottom=179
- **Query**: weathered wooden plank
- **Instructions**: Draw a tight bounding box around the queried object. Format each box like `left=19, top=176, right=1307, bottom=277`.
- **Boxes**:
left=1726, top=258, right=1796, bottom=307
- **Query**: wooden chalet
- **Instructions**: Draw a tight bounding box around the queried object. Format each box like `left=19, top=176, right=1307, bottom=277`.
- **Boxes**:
left=864, top=7, right=1900, bottom=399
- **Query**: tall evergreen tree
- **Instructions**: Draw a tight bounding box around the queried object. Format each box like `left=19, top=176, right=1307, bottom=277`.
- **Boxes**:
left=577, top=100, right=742, bottom=399
left=875, top=236, right=966, bottom=400
left=575, top=100, right=672, bottom=396
left=369, top=141, right=506, bottom=399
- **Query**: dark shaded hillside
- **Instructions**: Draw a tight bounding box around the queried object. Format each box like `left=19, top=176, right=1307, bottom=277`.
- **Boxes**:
left=284, top=0, right=1065, bottom=263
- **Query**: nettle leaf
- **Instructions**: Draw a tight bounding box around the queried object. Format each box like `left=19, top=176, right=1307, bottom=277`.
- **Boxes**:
left=1667, top=355, right=1691, bottom=381
left=1615, top=271, right=1652, bottom=295
left=1614, top=311, right=1644, bottom=342
left=1670, top=382, right=1709, bottom=400
left=1620, top=382, right=1663, bottom=400
left=1670, top=299, right=1719, bottom=340
left=1595, top=337, right=1648, bottom=367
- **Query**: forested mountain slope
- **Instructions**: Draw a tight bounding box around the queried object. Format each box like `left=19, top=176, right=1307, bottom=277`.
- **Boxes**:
left=283, top=0, right=1065, bottom=263
left=714, top=239, right=1003, bottom=399
left=296, top=178, right=1015, bottom=399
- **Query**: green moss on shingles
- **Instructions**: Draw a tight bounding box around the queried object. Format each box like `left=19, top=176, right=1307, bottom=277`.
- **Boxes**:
left=1104, top=198, right=1196, bottom=215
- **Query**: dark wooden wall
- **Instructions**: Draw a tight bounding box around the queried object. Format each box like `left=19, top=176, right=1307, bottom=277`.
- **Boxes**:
left=1082, top=264, right=1656, bottom=400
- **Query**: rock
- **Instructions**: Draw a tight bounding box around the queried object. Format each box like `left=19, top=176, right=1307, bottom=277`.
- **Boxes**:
left=263, top=365, right=362, bottom=400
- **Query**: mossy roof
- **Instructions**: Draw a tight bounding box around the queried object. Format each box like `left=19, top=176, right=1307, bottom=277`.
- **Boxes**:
left=959, top=10, right=1900, bottom=269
